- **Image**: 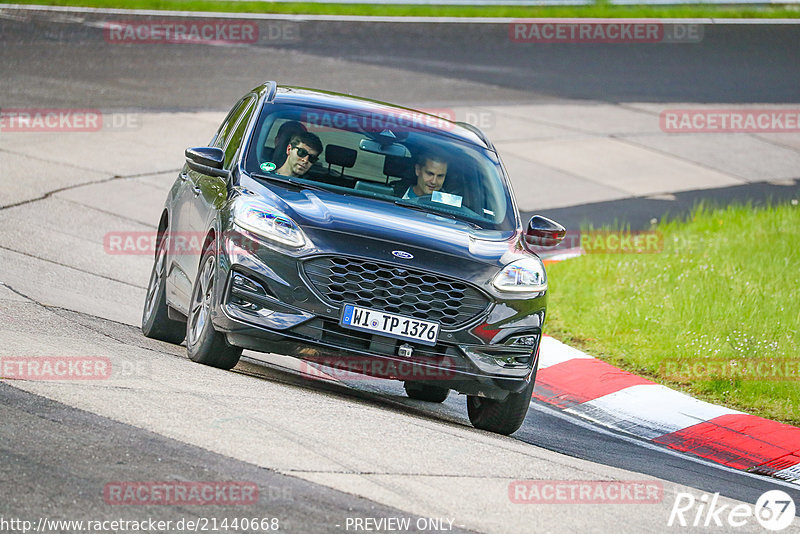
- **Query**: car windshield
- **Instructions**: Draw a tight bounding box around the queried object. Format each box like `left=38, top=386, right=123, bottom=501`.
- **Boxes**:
left=244, top=103, right=517, bottom=232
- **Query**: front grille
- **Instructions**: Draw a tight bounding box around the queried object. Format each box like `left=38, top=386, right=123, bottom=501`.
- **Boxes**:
left=302, top=256, right=490, bottom=328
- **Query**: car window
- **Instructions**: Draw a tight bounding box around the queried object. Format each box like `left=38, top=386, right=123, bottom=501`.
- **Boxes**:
left=212, top=95, right=254, bottom=150
left=244, top=104, right=516, bottom=232
left=222, top=97, right=256, bottom=169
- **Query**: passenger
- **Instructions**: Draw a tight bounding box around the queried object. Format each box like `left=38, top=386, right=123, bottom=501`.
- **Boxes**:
left=399, top=151, right=448, bottom=199
left=275, top=132, right=323, bottom=178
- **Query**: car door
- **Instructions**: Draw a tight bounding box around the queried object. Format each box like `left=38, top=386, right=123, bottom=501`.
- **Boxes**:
left=167, top=95, right=256, bottom=314
left=187, top=95, right=258, bottom=278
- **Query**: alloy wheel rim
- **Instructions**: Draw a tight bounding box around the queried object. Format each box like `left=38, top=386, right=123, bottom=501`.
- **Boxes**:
left=189, top=255, right=215, bottom=345
left=144, top=237, right=167, bottom=321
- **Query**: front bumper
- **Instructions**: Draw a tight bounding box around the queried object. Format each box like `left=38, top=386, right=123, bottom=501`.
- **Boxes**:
left=211, top=229, right=545, bottom=400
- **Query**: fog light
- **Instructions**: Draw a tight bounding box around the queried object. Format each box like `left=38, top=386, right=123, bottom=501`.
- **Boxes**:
left=228, top=272, right=277, bottom=319
left=505, top=334, right=538, bottom=347
left=459, top=344, right=534, bottom=373
left=232, top=272, right=267, bottom=296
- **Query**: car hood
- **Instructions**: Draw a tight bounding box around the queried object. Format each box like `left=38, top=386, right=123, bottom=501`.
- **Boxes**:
left=250, top=184, right=521, bottom=266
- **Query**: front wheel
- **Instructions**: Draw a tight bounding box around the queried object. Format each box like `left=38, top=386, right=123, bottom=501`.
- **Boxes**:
left=142, top=234, right=186, bottom=344
left=466, top=378, right=535, bottom=435
left=186, top=245, right=242, bottom=370
left=404, top=381, right=449, bottom=403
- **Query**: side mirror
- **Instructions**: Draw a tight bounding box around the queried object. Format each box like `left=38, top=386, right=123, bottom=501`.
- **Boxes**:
left=185, top=147, right=229, bottom=179
left=524, top=215, right=566, bottom=248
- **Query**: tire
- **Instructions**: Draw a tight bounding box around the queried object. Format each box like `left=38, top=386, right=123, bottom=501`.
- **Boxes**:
left=466, top=377, right=535, bottom=435
left=142, top=234, right=186, bottom=344
left=404, top=381, right=449, bottom=403
left=186, top=244, right=242, bottom=370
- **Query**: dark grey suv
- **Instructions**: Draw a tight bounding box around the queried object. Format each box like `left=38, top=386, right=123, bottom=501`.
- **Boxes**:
left=142, top=82, right=565, bottom=435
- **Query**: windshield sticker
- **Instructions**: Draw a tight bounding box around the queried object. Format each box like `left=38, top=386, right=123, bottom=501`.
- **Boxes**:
left=431, top=191, right=462, bottom=208
left=483, top=208, right=495, bottom=217
left=260, top=162, right=276, bottom=172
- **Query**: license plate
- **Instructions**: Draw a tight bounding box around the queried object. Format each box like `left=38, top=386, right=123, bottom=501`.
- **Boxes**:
left=339, top=304, right=439, bottom=346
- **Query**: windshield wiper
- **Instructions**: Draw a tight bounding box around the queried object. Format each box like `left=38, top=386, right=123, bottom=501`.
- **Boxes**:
left=250, top=171, right=328, bottom=192
left=394, top=199, right=480, bottom=229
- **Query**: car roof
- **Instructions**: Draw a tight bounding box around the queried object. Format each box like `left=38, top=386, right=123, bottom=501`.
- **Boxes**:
left=259, top=84, right=491, bottom=150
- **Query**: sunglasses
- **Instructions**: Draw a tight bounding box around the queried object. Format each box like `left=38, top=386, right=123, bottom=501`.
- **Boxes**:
left=292, top=145, right=319, bottom=164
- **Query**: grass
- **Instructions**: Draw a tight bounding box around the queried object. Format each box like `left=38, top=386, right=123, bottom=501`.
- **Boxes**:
left=6, top=0, right=800, bottom=18
left=545, top=201, right=800, bottom=426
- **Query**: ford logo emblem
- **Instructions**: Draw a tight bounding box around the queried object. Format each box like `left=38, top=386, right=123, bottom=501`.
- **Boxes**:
left=392, top=250, right=414, bottom=260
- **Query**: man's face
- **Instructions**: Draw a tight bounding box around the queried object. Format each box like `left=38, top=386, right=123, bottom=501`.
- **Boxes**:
left=285, top=142, right=319, bottom=177
left=414, top=159, right=447, bottom=195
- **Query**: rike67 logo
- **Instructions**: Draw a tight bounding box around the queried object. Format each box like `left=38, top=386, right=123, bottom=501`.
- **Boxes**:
left=668, top=490, right=796, bottom=531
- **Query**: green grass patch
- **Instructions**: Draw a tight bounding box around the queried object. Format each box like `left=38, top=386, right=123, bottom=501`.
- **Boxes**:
left=545, top=201, right=800, bottom=426
left=7, top=0, right=800, bottom=18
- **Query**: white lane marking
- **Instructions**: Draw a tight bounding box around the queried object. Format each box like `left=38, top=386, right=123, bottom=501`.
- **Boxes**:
left=773, top=465, right=800, bottom=485
left=4, top=5, right=800, bottom=24
left=564, top=383, right=743, bottom=439
left=529, top=399, right=800, bottom=491
left=538, top=335, right=594, bottom=369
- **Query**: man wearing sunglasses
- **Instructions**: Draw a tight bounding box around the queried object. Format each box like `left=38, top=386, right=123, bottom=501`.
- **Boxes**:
left=275, top=132, right=323, bottom=178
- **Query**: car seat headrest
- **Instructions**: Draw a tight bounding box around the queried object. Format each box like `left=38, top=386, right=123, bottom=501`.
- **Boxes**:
left=325, top=145, right=357, bottom=168
left=383, top=155, right=413, bottom=178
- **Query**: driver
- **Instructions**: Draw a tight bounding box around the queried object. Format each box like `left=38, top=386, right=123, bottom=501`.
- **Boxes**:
left=401, top=151, right=448, bottom=199
left=275, top=132, right=323, bottom=178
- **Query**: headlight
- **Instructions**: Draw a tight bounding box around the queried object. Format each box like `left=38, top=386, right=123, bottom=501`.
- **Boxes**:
left=492, top=257, right=547, bottom=292
left=232, top=199, right=306, bottom=248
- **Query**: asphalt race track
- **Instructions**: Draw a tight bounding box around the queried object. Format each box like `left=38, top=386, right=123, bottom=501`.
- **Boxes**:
left=1, top=7, right=799, bottom=533
left=3, top=11, right=800, bottom=109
